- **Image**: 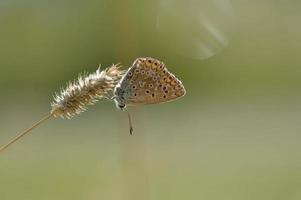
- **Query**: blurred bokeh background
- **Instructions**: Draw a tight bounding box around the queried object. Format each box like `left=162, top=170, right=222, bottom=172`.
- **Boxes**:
left=0, top=0, right=301, bottom=199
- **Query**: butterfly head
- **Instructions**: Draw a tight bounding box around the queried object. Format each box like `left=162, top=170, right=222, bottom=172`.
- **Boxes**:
left=113, top=85, right=127, bottom=110
left=113, top=83, right=134, bottom=135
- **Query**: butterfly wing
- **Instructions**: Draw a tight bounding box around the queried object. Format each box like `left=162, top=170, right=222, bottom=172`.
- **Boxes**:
left=120, top=57, right=186, bottom=106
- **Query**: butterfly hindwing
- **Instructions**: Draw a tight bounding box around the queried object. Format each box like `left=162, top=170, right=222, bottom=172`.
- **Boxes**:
left=120, top=57, right=185, bottom=106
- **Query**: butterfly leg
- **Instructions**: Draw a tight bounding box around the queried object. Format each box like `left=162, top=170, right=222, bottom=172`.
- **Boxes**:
left=125, top=108, right=133, bottom=135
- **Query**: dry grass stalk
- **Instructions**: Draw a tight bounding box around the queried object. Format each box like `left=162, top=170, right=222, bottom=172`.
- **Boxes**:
left=51, top=64, right=124, bottom=119
left=0, top=64, right=125, bottom=153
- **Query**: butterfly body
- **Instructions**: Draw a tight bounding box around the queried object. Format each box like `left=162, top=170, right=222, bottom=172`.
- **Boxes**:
left=114, top=57, right=186, bottom=110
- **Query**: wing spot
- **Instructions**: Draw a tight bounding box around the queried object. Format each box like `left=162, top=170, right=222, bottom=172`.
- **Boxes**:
left=152, top=61, right=159, bottom=69
left=175, top=90, right=184, bottom=96
left=175, top=85, right=182, bottom=90
left=171, top=80, right=177, bottom=86
left=167, top=76, right=172, bottom=82
left=139, top=81, right=145, bottom=87
left=152, top=93, right=155, bottom=97
left=132, top=85, right=137, bottom=89
left=146, top=90, right=150, bottom=94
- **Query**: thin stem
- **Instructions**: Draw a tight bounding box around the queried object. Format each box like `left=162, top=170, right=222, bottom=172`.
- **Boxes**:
left=0, top=113, right=53, bottom=153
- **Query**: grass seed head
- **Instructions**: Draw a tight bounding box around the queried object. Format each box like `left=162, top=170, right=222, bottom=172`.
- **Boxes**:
left=50, top=64, right=125, bottom=119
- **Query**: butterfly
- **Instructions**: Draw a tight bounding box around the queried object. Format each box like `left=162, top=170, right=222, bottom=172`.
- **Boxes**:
left=113, top=57, right=186, bottom=134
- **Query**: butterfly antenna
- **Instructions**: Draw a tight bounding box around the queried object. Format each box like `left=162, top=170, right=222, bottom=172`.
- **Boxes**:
left=0, top=113, right=53, bottom=153
left=125, top=108, right=133, bottom=135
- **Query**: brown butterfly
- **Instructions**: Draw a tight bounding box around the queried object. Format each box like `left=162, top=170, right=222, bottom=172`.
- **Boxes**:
left=113, top=57, right=186, bottom=134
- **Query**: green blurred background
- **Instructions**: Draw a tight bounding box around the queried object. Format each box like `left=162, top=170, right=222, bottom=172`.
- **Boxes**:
left=0, top=0, right=301, bottom=200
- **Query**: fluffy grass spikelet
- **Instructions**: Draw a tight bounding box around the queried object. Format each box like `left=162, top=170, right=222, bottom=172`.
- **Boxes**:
left=51, top=64, right=125, bottom=119
left=0, top=63, right=125, bottom=153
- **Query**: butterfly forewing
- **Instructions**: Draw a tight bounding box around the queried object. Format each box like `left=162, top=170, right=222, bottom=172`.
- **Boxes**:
left=120, top=57, right=185, bottom=106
